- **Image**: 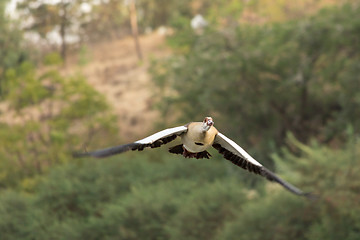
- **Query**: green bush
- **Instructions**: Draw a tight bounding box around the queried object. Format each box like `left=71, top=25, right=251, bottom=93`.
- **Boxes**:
left=219, top=134, right=360, bottom=240
left=0, top=1, right=27, bottom=96
left=34, top=152, right=230, bottom=221
left=83, top=180, right=194, bottom=240
left=0, top=191, right=46, bottom=240
left=0, top=2, right=359, bottom=239
left=168, top=179, right=247, bottom=240
left=0, top=135, right=359, bottom=239
left=151, top=4, right=360, bottom=164
left=0, top=59, right=118, bottom=189
left=219, top=194, right=315, bottom=240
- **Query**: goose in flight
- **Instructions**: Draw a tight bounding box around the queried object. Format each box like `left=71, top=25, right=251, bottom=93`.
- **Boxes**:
left=75, top=117, right=311, bottom=198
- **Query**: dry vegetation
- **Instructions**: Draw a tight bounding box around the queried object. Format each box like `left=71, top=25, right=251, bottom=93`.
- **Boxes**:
left=64, top=32, right=171, bottom=141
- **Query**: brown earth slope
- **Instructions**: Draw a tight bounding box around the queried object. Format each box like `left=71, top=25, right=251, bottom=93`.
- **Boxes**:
left=65, top=32, right=170, bottom=141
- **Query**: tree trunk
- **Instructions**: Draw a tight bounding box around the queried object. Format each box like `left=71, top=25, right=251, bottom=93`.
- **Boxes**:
left=60, top=1, right=68, bottom=64
left=129, top=0, right=143, bottom=60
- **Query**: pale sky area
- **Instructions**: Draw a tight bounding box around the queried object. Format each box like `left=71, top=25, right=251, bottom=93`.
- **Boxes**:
left=5, top=0, right=94, bottom=45
left=5, top=0, right=18, bottom=18
left=5, top=0, right=93, bottom=19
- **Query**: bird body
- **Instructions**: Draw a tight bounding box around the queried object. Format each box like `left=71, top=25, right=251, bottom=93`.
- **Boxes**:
left=75, top=117, right=312, bottom=198
left=182, top=122, right=218, bottom=153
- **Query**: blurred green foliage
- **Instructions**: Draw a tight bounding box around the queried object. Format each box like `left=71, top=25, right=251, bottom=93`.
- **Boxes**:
left=0, top=54, right=118, bottom=189
left=0, top=1, right=27, bottom=96
left=0, top=0, right=359, bottom=239
left=151, top=3, right=360, bottom=164
left=221, top=134, right=360, bottom=240
left=0, top=137, right=359, bottom=239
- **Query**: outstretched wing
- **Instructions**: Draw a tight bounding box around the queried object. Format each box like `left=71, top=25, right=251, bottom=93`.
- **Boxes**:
left=213, top=132, right=311, bottom=198
left=74, top=125, right=188, bottom=158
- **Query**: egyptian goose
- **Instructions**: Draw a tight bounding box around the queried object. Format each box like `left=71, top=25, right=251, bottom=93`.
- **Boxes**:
left=76, top=117, right=311, bottom=198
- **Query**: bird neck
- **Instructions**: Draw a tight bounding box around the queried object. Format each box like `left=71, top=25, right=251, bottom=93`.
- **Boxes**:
left=202, top=124, right=211, bottom=132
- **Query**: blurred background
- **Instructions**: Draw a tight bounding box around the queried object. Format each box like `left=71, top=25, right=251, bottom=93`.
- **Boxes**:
left=0, top=0, right=359, bottom=239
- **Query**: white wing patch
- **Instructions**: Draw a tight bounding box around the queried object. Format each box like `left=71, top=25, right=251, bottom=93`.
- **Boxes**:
left=135, top=126, right=188, bottom=144
left=215, top=132, right=262, bottom=167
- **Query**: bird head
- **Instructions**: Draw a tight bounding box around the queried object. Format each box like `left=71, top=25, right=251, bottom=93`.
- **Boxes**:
left=202, top=117, right=214, bottom=132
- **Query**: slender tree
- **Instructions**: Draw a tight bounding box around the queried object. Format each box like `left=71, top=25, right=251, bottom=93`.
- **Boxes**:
left=17, top=0, right=89, bottom=64
left=128, top=0, right=143, bottom=60
left=0, top=0, right=26, bottom=96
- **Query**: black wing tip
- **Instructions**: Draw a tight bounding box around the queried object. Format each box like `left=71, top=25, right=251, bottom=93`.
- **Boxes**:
left=288, top=189, right=314, bottom=199
left=260, top=167, right=316, bottom=199
left=72, top=143, right=141, bottom=159
left=72, top=151, right=106, bottom=158
left=301, top=192, right=319, bottom=201
left=212, top=145, right=314, bottom=199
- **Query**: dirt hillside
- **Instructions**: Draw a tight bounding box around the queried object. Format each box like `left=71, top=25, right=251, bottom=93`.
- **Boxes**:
left=65, top=32, right=170, bottom=141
